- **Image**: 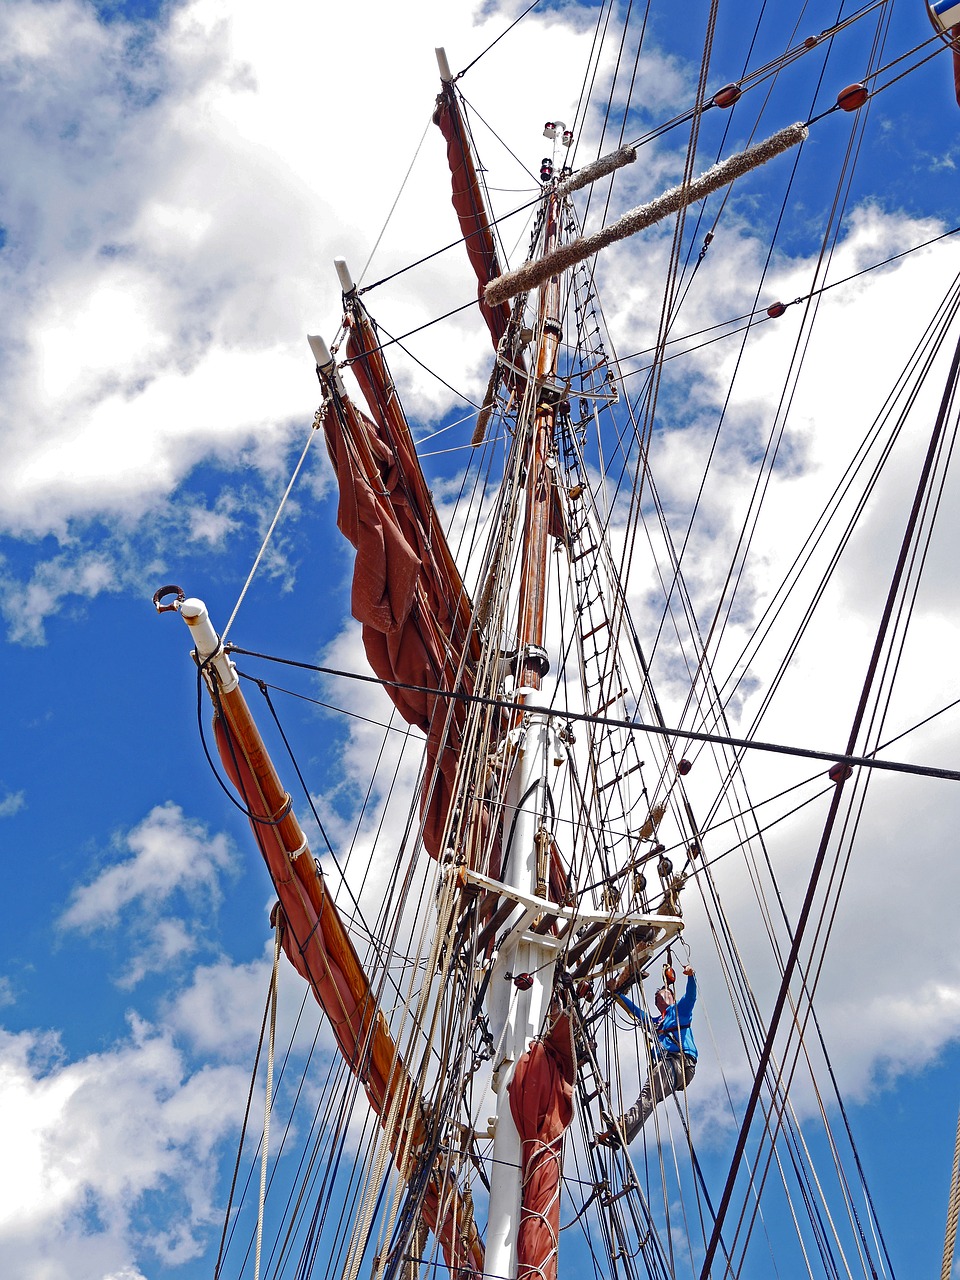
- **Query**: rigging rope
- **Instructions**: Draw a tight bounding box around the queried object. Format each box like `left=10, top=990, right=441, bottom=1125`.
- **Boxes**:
left=699, top=299, right=960, bottom=1280
left=221, top=421, right=321, bottom=646
left=223, top=645, right=960, bottom=784
left=942, top=1101, right=960, bottom=1280
left=254, top=918, right=282, bottom=1280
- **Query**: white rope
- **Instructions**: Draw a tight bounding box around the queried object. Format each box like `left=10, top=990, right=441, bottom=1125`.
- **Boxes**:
left=222, top=420, right=321, bottom=645
left=358, top=112, right=434, bottom=289
left=254, top=920, right=282, bottom=1280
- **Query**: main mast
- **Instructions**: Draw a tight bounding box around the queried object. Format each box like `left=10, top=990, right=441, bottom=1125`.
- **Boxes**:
left=484, top=174, right=565, bottom=1280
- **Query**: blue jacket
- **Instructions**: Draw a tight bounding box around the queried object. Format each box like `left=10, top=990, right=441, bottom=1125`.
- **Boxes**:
left=616, top=975, right=698, bottom=1062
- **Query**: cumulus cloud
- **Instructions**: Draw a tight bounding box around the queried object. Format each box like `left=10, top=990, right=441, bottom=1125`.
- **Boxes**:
left=59, top=803, right=236, bottom=986
left=0, top=1021, right=249, bottom=1277
left=61, top=802, right=234, bottom=929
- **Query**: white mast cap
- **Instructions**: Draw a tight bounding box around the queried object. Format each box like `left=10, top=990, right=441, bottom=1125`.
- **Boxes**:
left=334, top=258, right=356, bottom=294
left=307, top=334, right=333, bottom=368
left=436, top=47, right=453, bottom=83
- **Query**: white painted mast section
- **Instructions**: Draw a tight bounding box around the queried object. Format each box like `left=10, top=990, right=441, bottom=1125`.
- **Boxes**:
left=484, top=163, right=565, bottom=1280
left=436, top=46, right=453, bottom=84
left=180, top=598, right=239, bottom=692
left=335, top=257, right=356, bottom=295
left=485, top=713, right=558, bottom=1280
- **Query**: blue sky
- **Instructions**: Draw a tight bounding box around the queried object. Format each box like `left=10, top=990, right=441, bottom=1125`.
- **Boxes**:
left=2, top=1, right=960, bottom=1278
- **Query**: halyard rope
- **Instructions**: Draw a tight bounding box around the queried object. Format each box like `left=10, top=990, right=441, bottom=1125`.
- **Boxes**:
left=942, top=1101, right=960, bottom=1280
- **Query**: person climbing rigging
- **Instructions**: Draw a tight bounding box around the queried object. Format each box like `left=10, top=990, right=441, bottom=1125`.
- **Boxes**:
left=598, top=964, right=698, bottom=1145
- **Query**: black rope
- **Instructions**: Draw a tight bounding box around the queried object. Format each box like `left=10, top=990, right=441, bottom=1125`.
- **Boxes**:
left=455, top=0, right=544, bottom=80
left=223, top=645, right=960, bottom=784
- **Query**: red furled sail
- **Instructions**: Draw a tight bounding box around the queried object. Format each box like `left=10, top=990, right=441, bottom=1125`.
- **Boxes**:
left=433, top=81, right=513, bottom=352
left=210, top=682, right=484, bottom=1278
left=320, top=296, right=487, bottom=860
left=507, top=1013, right=576, bottom=1280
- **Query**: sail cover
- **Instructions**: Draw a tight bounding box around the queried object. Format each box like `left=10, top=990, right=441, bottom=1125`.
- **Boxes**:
left=508, top=1013, right=576, bottom=1280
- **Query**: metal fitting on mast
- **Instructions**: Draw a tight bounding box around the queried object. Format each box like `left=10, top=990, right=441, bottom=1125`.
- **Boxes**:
left=153, top=590, right=239, bottom=694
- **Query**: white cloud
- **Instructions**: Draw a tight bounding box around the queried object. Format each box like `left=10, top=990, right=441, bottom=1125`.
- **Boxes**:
left=0, top=790, right=25, bottom=818
left=0, top=1021, right=249, bottom=1278
left=0, top=0, right=693, bottom=543
left=61, top=802, right=234, bottom=931
left=58, top=804, right=236, bottom=989
left=0, top=550, right=119, bottom=646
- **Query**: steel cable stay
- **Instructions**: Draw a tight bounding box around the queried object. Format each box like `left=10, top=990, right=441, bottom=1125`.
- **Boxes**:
left=601, top=82, right=947, bottom=1172
left=684, top=878, right=871, bottom=1280
left=220, top=647, right=960, bottom=791
left=195, top=34, right=953, bottom=1280
left=639, top=1, right=890, bottom=782
left=345, top=6, right=931, bottom=373
left=627, top=358, right=926, bottom=1269
left=668, top=269, right=960, bottom=879
left=707, top=268, right=960, bottom=731
left=698, top=285, right=960, bottom=1280
left=591, top=97, right=834, bottom=842
left=680, top=471, right=943, bottom=1276
left=235, top=458, right=926, bottom=1280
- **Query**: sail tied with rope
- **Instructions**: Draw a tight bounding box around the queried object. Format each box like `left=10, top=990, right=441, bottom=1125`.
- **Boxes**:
left=319, top=287, right=486, bottom=863
left=168, top=598, right=486, bottom=1279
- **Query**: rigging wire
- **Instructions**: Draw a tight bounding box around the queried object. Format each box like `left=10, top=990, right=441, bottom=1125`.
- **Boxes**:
left=452, top=0, right=544, bottom=81
left=699, top=292, right=960, bottom=1280
left=185, top=6, right=960, bottom=1275
left=253, top=919, right=282, bottom=1280
left=223, top=645, right=960, bottom=784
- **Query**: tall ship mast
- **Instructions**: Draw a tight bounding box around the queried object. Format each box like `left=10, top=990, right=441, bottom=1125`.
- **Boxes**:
left=156, top=5, right=960, bottom=1278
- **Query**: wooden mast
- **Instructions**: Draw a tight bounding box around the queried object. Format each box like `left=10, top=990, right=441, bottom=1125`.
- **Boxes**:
left=515, top=189, right=561, bottom=695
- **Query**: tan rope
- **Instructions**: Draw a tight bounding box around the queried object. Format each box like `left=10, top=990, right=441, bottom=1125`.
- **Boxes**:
left=942, top=1101, right=960, bottom=1280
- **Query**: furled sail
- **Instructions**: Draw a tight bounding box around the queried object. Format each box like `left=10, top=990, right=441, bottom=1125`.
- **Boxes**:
left=507, top=1013, right=576, bottom=1280
left=319, top=295, right=484, bottom=860
left=164, top=594, right=485, bottom=1279
left=433, top=77, right=512, bottom=352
